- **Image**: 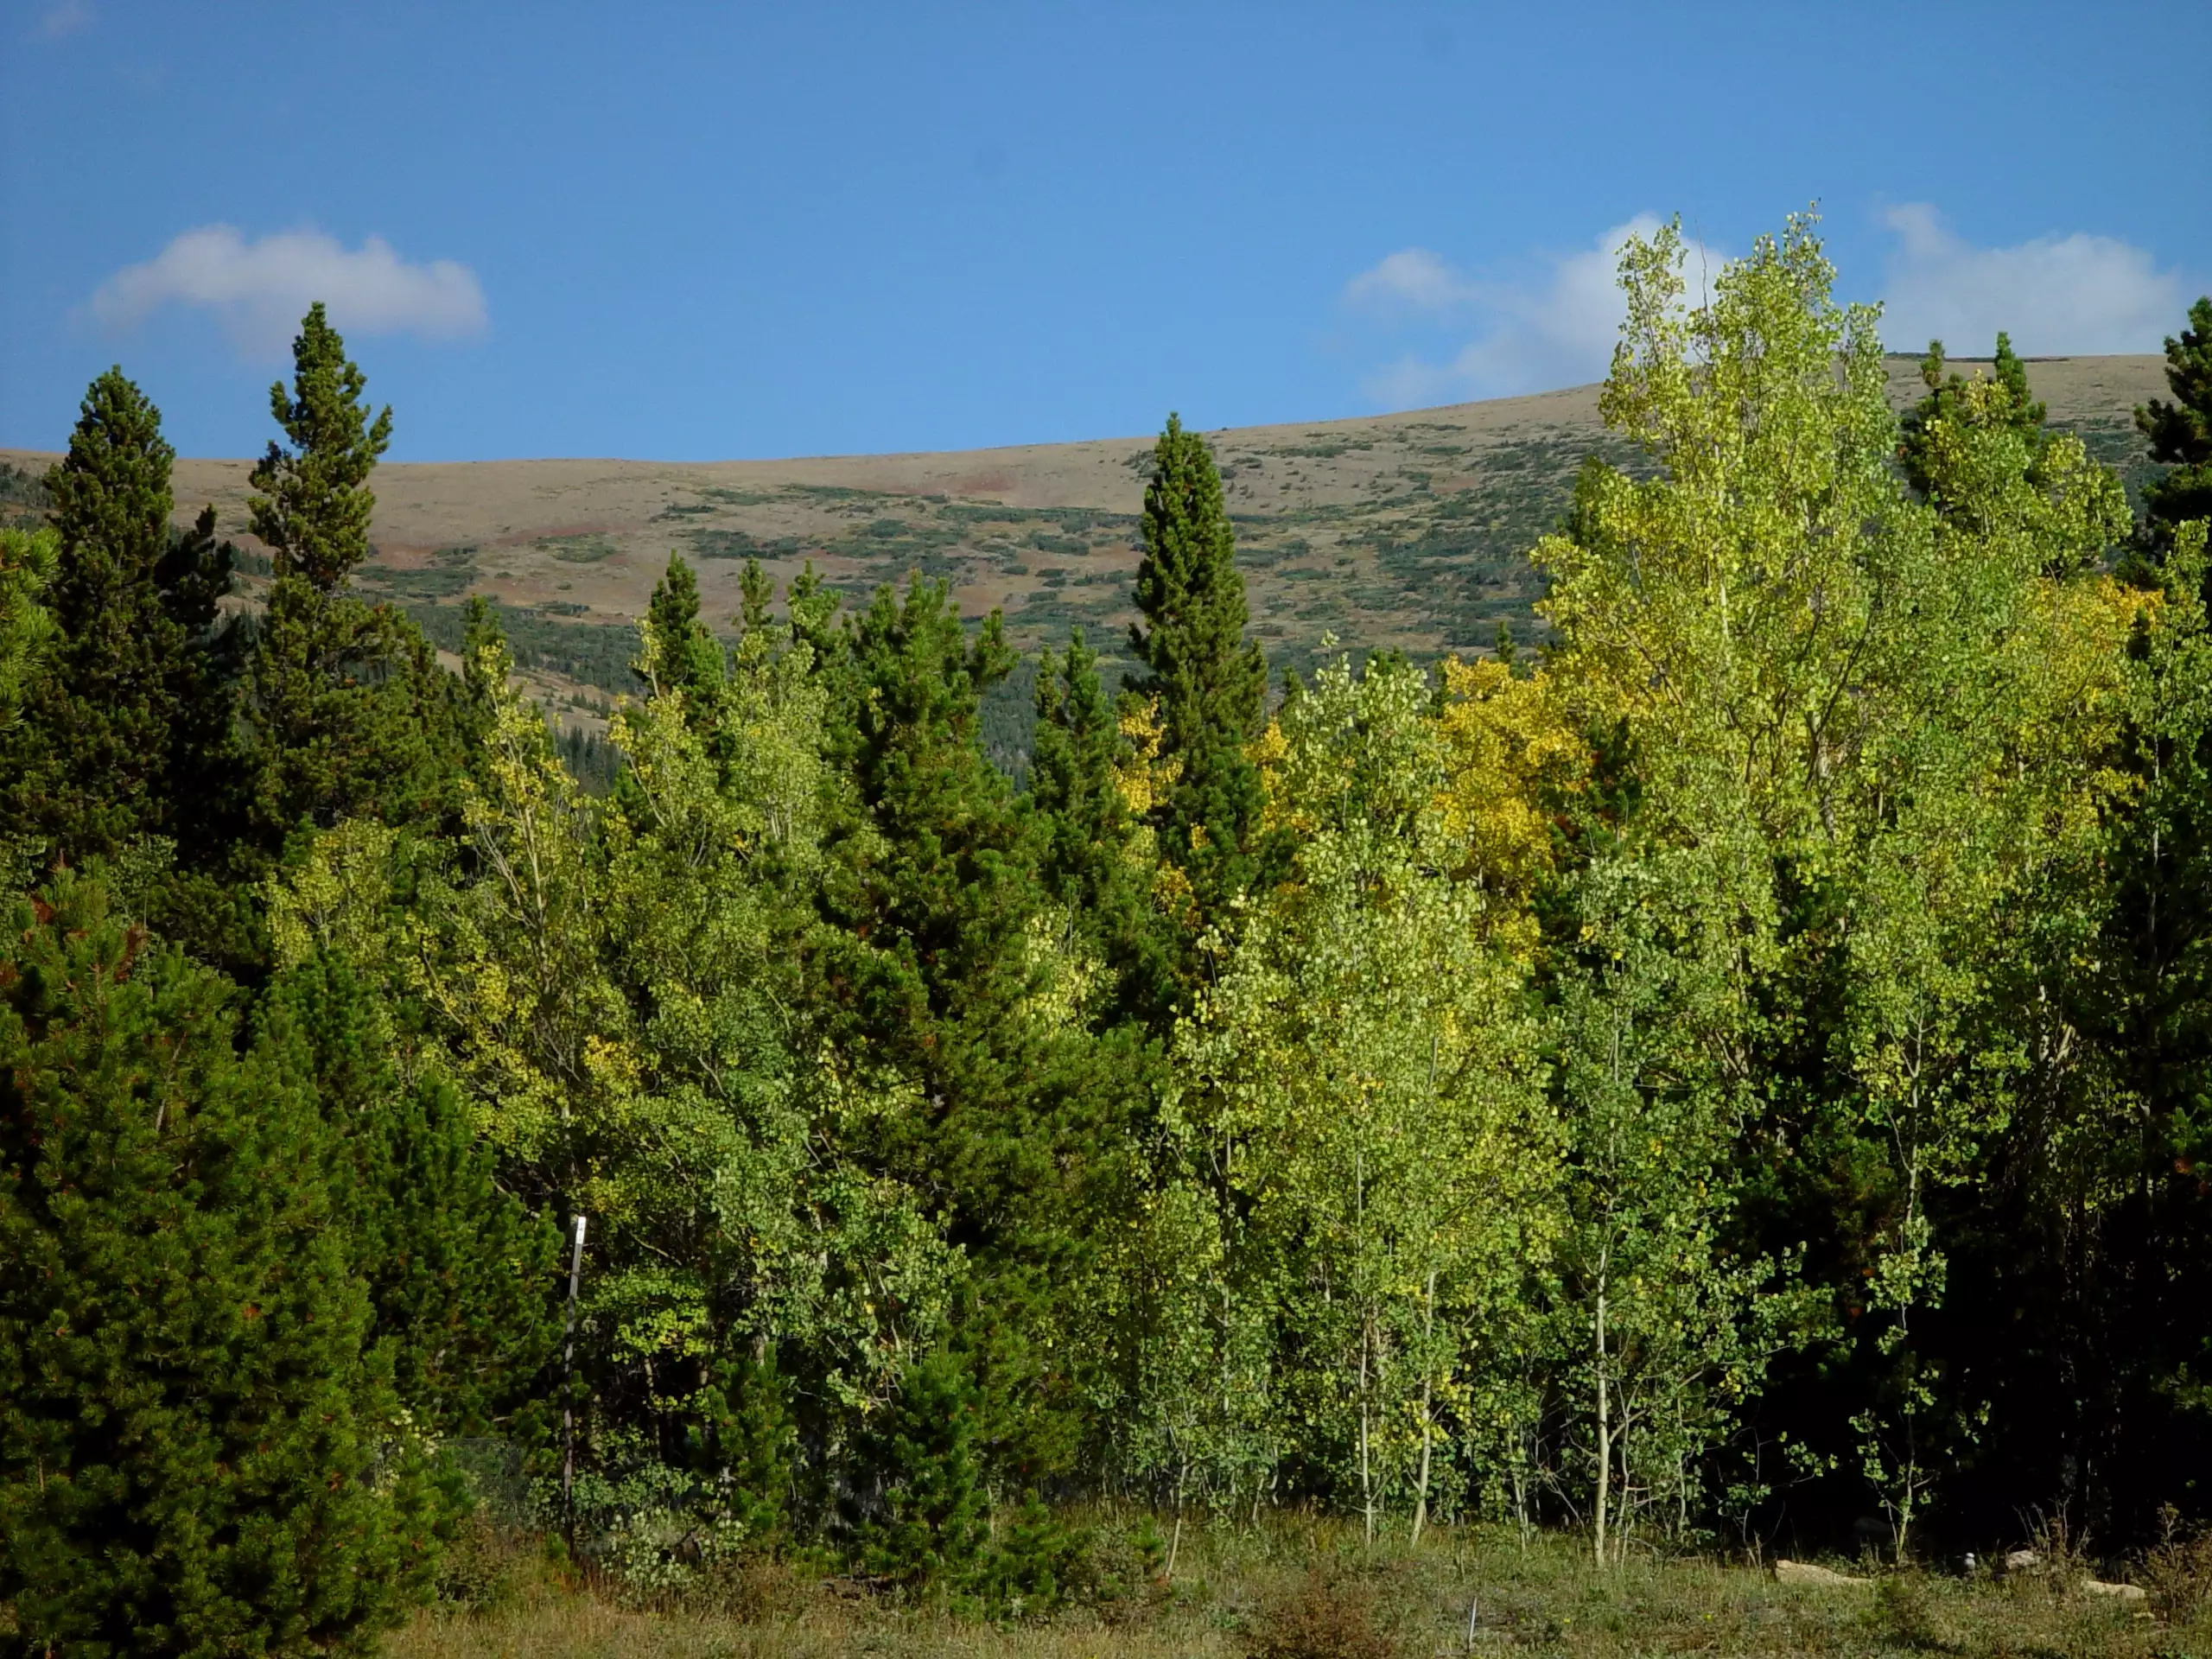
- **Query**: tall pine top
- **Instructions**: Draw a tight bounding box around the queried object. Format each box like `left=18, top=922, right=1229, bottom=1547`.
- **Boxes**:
left=249, top=303, right=392, bottom=591
left=1128, top=413, right=1265, bottom=751
left=45, top=369, right=175, bottom=618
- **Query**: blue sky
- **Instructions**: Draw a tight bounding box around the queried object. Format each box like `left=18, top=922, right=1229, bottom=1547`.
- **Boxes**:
left=3, top=1, right=2208, bottom=462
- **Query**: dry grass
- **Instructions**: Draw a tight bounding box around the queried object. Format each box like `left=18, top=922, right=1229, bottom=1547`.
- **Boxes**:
left=386, top=1508, right=2212, bottom=1659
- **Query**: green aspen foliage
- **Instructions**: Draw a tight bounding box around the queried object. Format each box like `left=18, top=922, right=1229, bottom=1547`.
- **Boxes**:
left=16, top=219, right=2212, bottom=1608
left=1173, top=652, right=1558, bottom=1541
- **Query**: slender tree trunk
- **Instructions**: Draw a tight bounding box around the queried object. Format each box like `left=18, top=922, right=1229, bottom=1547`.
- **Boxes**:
left=1593, top=1279, right=1611, bottom=1569
left=1355, top=1149, right=1376, bottom=1550
left=1411, top=1267, right=1439, bottom=1548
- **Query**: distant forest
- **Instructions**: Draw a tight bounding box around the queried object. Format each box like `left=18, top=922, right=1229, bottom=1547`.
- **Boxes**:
left=4, top=213, right=2212, bottom=1649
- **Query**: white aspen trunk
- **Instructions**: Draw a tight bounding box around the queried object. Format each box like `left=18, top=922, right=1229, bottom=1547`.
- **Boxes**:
left=1410, top=1267, right=1439, bottom=1549
left=561, top=1213, right=588, bottom=1541
left=1593, top=1280, right=1611, bottom=1569
left=1355, top=1148, right=1376, bottom=1550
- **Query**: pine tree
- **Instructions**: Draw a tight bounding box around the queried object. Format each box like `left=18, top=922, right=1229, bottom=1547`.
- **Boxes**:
left=240, top=310, right=466, bottom=849
left=1029, top=627, right=1174, bottom=1029
left=852, top=1347, right=987, bottom=1601
left=823, top=577, right=1140, bottom=1481
left=0, top=527, right=55, bottom=730
left=1127, top=413, right=1268, bottom=930
left=0, top=876, right=440, bottom=1656
left=249, top=302, right=390, bottom=594
left=262, top=953, right=560, bottom=1436
left=1898, top=333, right=2049, bottom=505
left=2138, top=296, right=2212, bottom=543
left=1, top=371, right=240, bottom=870
left=699, top=1350, right=794, bottom=1542
left=641, top=552, right=727, bottom=707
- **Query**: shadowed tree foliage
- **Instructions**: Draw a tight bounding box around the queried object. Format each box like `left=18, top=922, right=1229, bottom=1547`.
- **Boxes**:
left=2138, top=296, right=2212, bottom=547
left=0, top=371, right=240, bottom=874
left=0, top=877, right=441, bottom=1658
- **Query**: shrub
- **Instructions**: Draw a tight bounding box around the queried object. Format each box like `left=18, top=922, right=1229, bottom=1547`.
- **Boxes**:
left=1248, top=1569, right=1395, bottom=1659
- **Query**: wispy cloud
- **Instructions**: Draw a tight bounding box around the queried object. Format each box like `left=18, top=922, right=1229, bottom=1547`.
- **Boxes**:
left=33, top=0, right=93, bottom=40
left=1344, top=248, right=1481, bottom=314
left=86, top=225, right=487, bottom=357
left=1344, top=216, right=1720, bottom=409
left=1877, top=204, right=2182, bottom=357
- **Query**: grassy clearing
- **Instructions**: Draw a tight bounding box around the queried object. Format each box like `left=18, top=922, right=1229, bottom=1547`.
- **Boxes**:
left=391, top=1511, right=2212, bottom=1659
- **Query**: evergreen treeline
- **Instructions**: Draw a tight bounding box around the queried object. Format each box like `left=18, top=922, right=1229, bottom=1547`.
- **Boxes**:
left=6, top=217, right=2212, bottom=1649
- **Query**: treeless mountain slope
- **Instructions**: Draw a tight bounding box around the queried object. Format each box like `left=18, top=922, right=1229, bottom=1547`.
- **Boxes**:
left=0, top=354, right=2171, bottom=699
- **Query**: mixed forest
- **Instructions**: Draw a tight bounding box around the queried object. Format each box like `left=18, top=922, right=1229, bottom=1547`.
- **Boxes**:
left=6, top=214, right=2212, bottom=1654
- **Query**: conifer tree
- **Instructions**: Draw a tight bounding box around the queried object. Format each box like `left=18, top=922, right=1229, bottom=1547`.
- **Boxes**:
left=0, top=526, right=55, bottom=730
left=263, top=953, right=559, bottom=1435
left=1030, top=627, right=1173, bottom=1028
left=250, top=303, right=390, bottom=593
left=852, top=1347, right=987, bottom=1601
left=641, top=552, right=727, bottom=706
left=1898, top=334, right=2049, bottom=505
left=2138, top=296, right=2212, bottom=543
left=1128, top=413, right=1268, bottom=931
left=1, top=371, right=239, bottom=869
left=0, top=877, right=439, bottom=1655
left=827, top=577, right=1139, bottom=1480
left=240, top=308, right=465, bottom=848
left=700, top=1351, right=795, bottom=1541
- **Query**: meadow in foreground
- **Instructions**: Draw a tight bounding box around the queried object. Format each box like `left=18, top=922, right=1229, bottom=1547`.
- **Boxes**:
left=394, top=1511, right=2212, bottom=1659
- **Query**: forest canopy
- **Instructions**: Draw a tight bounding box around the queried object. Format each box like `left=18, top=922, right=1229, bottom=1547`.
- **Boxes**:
left=5, top=216, right=2212, bottom=1649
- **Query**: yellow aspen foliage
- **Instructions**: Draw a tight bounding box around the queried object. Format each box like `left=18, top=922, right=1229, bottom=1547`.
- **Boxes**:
left=1433, top=658, right=1590, bottom=925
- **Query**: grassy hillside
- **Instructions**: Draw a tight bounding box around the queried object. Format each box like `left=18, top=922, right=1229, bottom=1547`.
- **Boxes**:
left=0, top=353, right=2171, bottom=759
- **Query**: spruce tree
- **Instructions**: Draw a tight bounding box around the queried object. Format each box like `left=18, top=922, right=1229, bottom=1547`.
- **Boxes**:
left=2138, top=296, right=2212, bottom=543
left=0, top=877, right=439, bottom=1656
left=1127, top=413, right=1268, bottom=927
left=240, top=309, right=466, bottom=848
left=1, top=371, right=239, bottom=870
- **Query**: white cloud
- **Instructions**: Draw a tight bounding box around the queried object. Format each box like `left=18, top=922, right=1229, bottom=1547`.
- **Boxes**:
left=34, top=0, right=92, bottom=40
left=1344, top=216, right=1719, bottom=408
left=1344, top=248, right=1481, bottom=313
left=1878, top=203, right=2181, bottom=357
left=86, top=225, right=487, bottom=356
